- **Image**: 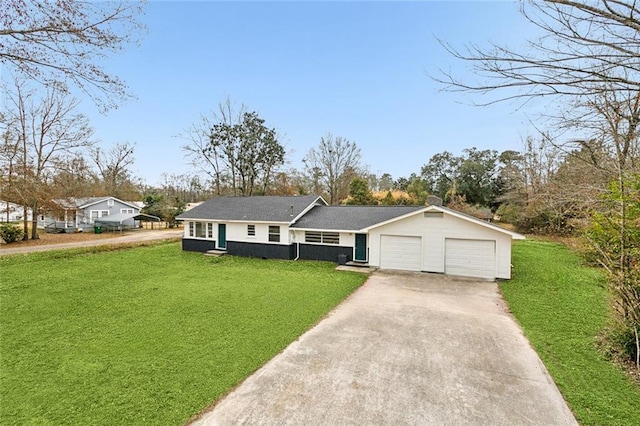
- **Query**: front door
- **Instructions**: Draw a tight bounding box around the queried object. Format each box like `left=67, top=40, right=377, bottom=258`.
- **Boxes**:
left=355, top=233, right=367, bottom=262
left=218, top=224, right=226, bottom=249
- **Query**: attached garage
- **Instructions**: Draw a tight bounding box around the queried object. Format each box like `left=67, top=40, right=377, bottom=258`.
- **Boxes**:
left=287, top=201, right=525, bottom=280
left=445, top=239, right=496, bottom=280
left=364, top=205, right=524, bottom=280
left=379, top=235, right=422, bottom=271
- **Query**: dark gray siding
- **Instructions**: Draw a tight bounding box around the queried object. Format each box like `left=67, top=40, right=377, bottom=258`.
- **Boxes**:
left=182, top=239, right=216, bottom=252
left=298, top=244, right=353, bottom=263
left=227, top=241, right=294, bottom=260
left=181, top=238, right=354, bottom=264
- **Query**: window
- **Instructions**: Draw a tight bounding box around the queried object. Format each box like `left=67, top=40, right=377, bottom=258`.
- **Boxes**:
left=195, top=222, right=206, bottom=238
left=189, top=222, right=195, bottom=237
left=268, top=225, right=280, bottom=242
left=121, top=208, right=134, bottom=214
left=305, top=231, right=321, bottom=243
left=90, top=210, right=109, bottom=222
left=207, top=223, right=213, bottom=238
left=247, top=224, right=255, bottom=236
left=107, top=199, right=114, bottom=206
left=322, top=232, right=340, bottom=244
left=305, top=231, right=339, bottom=245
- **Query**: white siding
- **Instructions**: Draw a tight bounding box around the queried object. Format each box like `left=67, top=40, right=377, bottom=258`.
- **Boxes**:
left=369, top=211, right=514, bottom=279
left=186, top=221, right=291, bottom=245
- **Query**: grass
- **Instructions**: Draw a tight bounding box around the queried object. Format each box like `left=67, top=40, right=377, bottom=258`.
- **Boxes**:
left=501, top=239, right=640, bottom=425
left=0, top=242, right=366, bottom=425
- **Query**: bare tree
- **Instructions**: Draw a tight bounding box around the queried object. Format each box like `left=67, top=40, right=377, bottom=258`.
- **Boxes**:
left=3, top=79, right=94, bottom=239
left=181, top=98, right=285, bottom=196
left=303, top=134, right=363, bottom=205
left=438, top=0, right=640, bottom=103
left=0, top=0, right=146, bottom=109
left=180, top=98, right=245, bottom=195
left=49, top=154, right=99, bottom=198
left=90, top=142, right=136, bottom=197
left=0, top=120, right=22, bottom=221
left=438, top=0, right=640, bottom=368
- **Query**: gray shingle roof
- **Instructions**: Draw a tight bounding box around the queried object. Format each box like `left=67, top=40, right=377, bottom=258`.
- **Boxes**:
left=176, top=195, right=324, bottom=222
left=52, top=197, right=140, bottom=209
left=291, top=205, right=424, bottom=231
left=53, top=197, right=104, bottom=209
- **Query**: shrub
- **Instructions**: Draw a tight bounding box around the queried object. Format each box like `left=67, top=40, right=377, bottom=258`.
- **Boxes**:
left=599, top=320, right=640, bottom=368
left=0, top=223, right=24, bottom=243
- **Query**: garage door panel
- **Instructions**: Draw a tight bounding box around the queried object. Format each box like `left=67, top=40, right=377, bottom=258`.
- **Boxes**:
left=445, top=239, right=495, bottom=279
left=380, top=235, right=422, bottom=271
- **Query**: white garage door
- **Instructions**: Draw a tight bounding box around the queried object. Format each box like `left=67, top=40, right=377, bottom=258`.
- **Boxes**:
left=445, top=239, right=496, bottom=279
left=380, top=235, right=422, bottom=271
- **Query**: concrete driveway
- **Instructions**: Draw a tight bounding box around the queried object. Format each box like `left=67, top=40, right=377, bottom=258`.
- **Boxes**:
left=192, top=271, right=576, bottom=425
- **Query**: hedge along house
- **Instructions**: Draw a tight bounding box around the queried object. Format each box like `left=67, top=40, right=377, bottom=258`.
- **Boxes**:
left=177, top=195, right=525, bottom=280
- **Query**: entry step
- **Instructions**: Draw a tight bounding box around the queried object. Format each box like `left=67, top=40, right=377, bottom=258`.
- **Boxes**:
left=204, top=250, right=227, bottom=257
left=345, top=261, right=370, bottom=268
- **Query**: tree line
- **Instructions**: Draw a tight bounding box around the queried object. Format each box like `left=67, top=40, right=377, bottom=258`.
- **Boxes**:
left=436, top=0, right=640, bottom=373
left=1, top=0, right=637, bottom=372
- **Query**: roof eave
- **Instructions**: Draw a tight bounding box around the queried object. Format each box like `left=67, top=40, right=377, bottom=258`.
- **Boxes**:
left=360, top=207, right=429, bottom=232
left=175, top=217, right=291, bottom=224
left=79, top=196, right=140, bottom=210
left=291, top=227, right=360, bottom=233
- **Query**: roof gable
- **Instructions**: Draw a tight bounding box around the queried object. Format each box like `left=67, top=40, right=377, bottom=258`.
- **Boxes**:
left=52, top=197, right=140, bottom=210
left=361, top=204, right=524, bottom=239
left=176, top=195, right=325, bottom=223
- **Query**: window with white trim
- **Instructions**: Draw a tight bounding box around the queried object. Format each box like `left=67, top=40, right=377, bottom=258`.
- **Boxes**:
left=305, top=231, right=339, bottom=244
left=195, top=222, right=206, bottom=238
left=189, top=222, right=195, bottom=237
left=207, top=222, right=213, bottom=238
left=121, top=208, right=134, bottom=214
left=247, top=224, right=255, bottom=236
left=107, top=199, right=114, bottom=206
left=90, top=210, right=109, bottom=222
left=268, top=225, right=280, bottom=242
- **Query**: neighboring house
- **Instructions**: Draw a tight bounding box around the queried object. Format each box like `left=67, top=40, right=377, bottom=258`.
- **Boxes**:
left=0, top=200, right=32, bottom=222
left=176, top=195, right=525, bottom=280
left=39, top=196, right=142, bottom=231
left=185, top=202, right=203, bottom=211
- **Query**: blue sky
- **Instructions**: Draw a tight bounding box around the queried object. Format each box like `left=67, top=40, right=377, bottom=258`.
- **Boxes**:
left=79, top=1, right=540, bottom=186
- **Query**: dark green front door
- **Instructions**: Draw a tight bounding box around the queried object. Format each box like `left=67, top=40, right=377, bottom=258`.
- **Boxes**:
left=355, top=233, right=367, bottom=262
left=218, top=224, right=226, bottom=249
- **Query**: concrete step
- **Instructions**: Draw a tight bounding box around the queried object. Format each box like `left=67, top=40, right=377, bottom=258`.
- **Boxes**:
left=345, top=261, right=370, bottom=268
left=204, top=250, right=227, bottom=257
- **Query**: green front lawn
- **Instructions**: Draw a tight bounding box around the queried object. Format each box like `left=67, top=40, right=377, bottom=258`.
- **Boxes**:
left=0, top=243, right=366, bottom=425
left=501, top=239, right=640, bottom=425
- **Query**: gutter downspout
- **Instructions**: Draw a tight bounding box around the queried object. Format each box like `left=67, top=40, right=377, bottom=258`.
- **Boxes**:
left=291, top=230, right=300, bottom=261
